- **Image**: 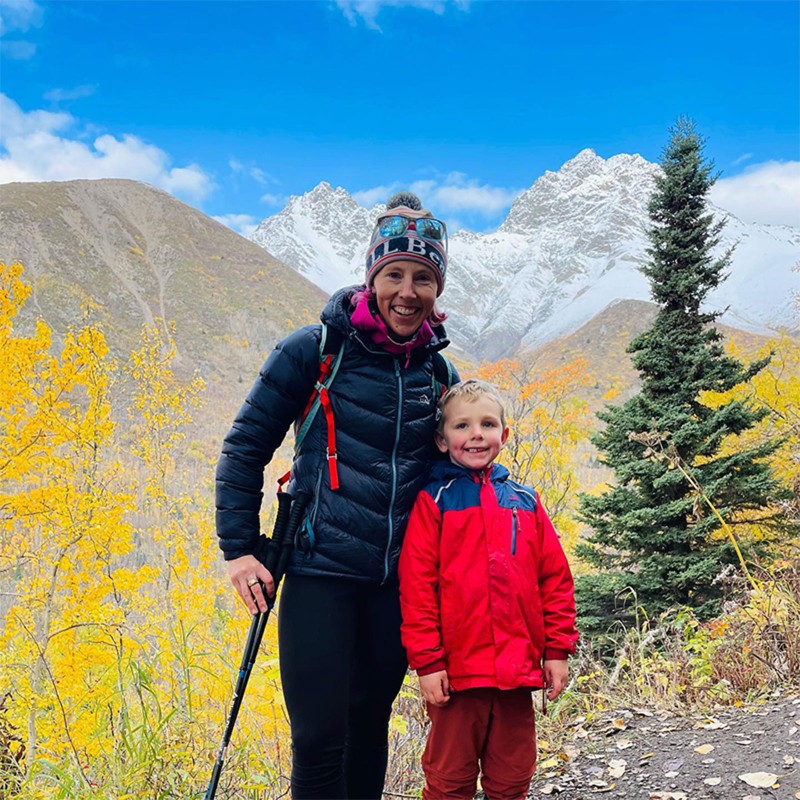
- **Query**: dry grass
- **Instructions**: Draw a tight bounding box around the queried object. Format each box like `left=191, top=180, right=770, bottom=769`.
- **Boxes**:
left=384, top=563, right=800, bottom=796
left=533, top=562, right=800, bottom=757
left=4, top=565, right=796, bottom=799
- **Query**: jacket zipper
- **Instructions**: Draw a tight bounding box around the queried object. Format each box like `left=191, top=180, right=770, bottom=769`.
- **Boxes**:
left=511, top=506, right=518, bottom=555
left=383, top=359, right=403, bottom=583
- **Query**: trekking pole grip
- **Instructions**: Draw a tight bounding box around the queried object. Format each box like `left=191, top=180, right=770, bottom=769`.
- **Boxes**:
left=263, top=490, right=294, bottom=576
left=271, top=491, right=311, bottom=605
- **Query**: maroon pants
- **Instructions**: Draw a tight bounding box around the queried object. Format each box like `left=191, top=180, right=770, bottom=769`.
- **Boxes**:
left=422, top=687, right=536, bottom=800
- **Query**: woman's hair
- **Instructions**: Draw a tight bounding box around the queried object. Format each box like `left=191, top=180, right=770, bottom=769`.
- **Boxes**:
left=386, top=191, right=423, bottom=211
left=437, top=379, right=506, bottom=433
left=351, top=287, right=447, bottom=326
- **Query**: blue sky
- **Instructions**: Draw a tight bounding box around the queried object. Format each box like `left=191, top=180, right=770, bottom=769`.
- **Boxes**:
left=1, top=0, right=798, bottom=234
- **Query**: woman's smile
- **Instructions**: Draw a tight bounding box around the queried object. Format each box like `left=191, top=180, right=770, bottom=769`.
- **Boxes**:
left=372, top=261, right=437, bottom=338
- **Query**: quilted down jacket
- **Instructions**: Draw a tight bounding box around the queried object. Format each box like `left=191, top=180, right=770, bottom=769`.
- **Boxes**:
left=399, top=460, right=578, bottom=691
left=215, top=286, right=456, bottom=584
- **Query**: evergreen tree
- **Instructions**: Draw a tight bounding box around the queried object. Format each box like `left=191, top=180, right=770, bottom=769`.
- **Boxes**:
left=576, top=120, right=787, bottom=629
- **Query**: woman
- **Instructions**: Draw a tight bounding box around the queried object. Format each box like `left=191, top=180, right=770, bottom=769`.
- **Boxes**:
left=215, top=192, right=458, bottom=799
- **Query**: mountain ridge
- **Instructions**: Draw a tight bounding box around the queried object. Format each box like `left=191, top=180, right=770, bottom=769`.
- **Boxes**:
left=249, top=150, right=800, bottom=360
left=0, top=175, right=787, bottom=444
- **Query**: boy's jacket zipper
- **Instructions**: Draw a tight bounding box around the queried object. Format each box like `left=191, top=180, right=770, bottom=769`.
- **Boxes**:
left=511, top=506, right=518, bottom=555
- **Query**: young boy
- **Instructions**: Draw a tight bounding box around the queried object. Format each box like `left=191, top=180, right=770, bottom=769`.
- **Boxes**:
left=398, top=379, right=578, bottom=800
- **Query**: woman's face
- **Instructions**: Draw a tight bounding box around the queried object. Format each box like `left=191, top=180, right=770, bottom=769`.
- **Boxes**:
left=372, top=260, right=438, bottom=338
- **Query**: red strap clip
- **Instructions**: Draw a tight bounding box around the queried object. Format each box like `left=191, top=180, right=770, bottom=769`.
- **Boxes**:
left=277, top=470, right=291, bottom=490
left=319, top=386, right=339, bottom=490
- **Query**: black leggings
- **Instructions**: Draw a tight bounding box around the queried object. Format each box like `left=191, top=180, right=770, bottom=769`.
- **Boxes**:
left=277, top=574, right=408, bottom=799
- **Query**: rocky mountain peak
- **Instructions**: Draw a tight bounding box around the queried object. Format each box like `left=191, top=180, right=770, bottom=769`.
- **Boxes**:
left=248, top=153, right=799, bottom=359
left=250, top=181, right=376, bottom=291
left=283, top=181, right=360, bottom=221
left=560, top=147, right=604, bottom=175
left=500, top=150, right=659, bottom=236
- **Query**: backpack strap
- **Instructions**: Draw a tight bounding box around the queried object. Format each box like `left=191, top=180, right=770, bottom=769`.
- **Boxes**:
left=431, top=352, right=454, bottom=398
left=281, top=333, right=452, bottom=492
left=291, top=323, right=345, bottom=491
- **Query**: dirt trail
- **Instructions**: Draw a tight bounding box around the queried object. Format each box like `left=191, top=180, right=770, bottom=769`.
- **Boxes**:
left=527, top=694, right=800, bottom=800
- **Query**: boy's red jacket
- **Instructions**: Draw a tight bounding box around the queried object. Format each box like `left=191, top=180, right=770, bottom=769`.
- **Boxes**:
left=399, top=460, right=578, bottom=691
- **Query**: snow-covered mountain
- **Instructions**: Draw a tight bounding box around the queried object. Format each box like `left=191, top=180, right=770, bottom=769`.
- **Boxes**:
left=250, top=150, right=800, bottom=359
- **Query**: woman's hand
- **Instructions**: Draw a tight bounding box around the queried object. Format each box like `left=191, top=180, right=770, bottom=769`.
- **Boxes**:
left=227, top=555, right=275, bottom=615
left=419, top=670, right=450, bottom=707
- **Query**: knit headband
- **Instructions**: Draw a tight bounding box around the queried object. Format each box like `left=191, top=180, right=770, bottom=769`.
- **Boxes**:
left=364, top=192, right=447, bottom=296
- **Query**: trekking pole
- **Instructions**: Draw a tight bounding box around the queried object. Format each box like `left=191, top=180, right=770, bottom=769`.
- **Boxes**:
left=205, top=490, right=310, bottom=800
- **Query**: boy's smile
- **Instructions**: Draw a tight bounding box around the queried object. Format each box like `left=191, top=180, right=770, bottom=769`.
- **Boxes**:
left=436, top=395, right=509, bottom=471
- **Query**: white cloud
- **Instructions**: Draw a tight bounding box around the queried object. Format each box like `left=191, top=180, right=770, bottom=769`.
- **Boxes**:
left=249, top=167, right=268, bottom=185
left=711, top=161, right=800, bottom=228
left=1, top=39, right=35, bottom=58
left=0, top=93, right=214, bottom=202
left=44, top=85, right=97, bottom=103
left=354, top=173, right=523, bottom=219
left=213, top=213, right=260, bottom=238
left=0, top=0, right=42, bottom=32
left=353, top=183, right=396, bottom=208
left=260, top=192, right=286, bottom=206
left=335, top=0, right=468, bottom=29
left=420, top=173, right=522, bottom=214
left=0, top=0, right=42, bottom=59
left=230, top=159, right=276, bottom=186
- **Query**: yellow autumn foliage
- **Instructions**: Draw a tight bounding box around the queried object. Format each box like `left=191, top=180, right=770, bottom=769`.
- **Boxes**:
left=0, top=262, right=289, bottom=798
left=474, top=356, right=593, bottom=554
left=701, top=334, right=800, bottom=547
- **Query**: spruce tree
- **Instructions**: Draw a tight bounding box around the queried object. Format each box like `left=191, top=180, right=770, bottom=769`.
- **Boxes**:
left=577, top=120, right=786, bottom=628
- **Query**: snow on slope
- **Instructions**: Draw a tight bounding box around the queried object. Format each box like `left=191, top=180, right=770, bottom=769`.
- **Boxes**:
left=249, top=151, right=800, bottom=359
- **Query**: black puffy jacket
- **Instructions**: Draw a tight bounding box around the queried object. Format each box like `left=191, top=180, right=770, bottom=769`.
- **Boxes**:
left=215, top=286, right=457, bottom=584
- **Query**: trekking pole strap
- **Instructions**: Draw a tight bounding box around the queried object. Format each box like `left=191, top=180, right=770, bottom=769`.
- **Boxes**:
left=273, top=492, right=311, bottom=587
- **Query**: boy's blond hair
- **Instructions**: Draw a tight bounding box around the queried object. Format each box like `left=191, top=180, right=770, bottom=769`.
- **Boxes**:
left=437, top=379, right=506, bottom=433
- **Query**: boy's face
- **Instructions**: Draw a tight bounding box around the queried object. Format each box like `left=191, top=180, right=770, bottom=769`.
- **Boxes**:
left=436, top=395, right=509, bottom=471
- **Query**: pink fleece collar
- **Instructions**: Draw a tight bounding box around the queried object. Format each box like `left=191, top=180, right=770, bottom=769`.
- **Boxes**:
left=350, top=290, right=434, bottom=367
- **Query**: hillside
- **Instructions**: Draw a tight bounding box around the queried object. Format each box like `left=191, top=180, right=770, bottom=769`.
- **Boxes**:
left=530, top=298, right=773, bottom=410
left=0, top=179, right=327, bottom=418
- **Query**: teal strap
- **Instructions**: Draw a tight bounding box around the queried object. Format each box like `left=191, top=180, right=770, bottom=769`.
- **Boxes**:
left=294, top=329, right=345, bottom=454
left=431, top=353, right=453, bottom=397
left=318, top=322, right=328, bottom=357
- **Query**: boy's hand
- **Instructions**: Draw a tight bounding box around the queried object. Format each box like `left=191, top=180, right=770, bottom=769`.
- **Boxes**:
left=543, top=659, right=569, bottom=701
left=419, top=670, right=450, bottom=706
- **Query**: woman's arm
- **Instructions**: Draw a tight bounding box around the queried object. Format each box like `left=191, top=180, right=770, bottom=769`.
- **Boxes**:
left=215, top=325, right=321, bottom=561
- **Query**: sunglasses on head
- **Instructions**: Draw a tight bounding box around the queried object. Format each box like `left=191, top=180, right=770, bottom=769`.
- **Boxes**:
left=373, top=215, right=448, bottom=249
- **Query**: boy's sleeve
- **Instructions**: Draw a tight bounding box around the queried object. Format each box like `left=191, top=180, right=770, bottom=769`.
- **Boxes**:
left=535, top=495, right=579, bottom=660
left=398, top=490, right=447, bottom=675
